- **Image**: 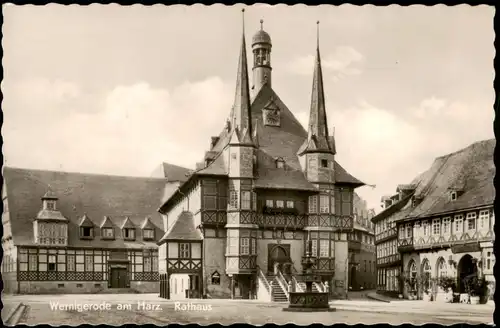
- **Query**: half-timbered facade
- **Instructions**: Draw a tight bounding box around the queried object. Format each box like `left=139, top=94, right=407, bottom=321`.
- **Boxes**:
left=1, top=166, right=188, bottom=294
left=157, top=15, right=366, bottom=301
left=374, top=139, right=495, bottom=299
left=348, top=194, right=376, bottom=291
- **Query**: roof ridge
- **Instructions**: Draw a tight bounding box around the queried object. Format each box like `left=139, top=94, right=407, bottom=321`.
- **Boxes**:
left=3, top=166, right=170, bottom=182
left=435, top=138, right=494, bottom=160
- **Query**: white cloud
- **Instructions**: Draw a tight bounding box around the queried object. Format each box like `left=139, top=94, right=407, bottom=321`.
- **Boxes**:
left=287, top=46, right=364, bottom=81
left=3, top=77, right=233, bottom=177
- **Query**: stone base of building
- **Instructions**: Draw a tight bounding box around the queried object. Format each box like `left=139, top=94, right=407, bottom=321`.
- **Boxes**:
left=16, top=281, right=158, bottom=294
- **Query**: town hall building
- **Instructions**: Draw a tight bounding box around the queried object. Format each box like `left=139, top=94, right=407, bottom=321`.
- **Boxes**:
left=157, top=13, right=366, bottom=301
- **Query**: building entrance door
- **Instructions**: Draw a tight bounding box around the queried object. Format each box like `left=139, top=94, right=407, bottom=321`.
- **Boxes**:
left=110, top=268, right=128, bottom=288
left=267, top=244, right=291, bottom=274
left=457, top=254, right=478, bottom=293
left=169, top=274, right=190, bottom=300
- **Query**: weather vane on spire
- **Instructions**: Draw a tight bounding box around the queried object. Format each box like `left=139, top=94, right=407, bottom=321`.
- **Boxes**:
left=316, top=20, right=320, bottom=47
left=242, top=8, right=246, bottom=33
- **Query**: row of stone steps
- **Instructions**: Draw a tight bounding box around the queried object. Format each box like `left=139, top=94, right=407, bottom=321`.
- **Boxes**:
left=265, top=275, right=288, bottom=302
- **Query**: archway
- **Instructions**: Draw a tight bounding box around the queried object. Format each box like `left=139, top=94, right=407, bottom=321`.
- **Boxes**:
left=268, top=245, right=289, bottom=274
left=407, top=259, right=417, bottom=293
left=457, top=254, right=477, bottom=293
left=420, top=258, right=432, bottom=291
left=436, top=257, right=447, bottom=279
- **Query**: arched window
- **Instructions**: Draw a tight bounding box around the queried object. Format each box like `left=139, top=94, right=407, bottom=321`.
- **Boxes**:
left=421, top=258, right=432, bottom=290
left=437, top=257, right=447, bottom=278
left=408, top=259, right=417, bottom=279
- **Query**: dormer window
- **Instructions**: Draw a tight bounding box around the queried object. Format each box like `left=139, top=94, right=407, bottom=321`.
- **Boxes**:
left=450, top=191, right=457, bottom=201
left=80, top=227, right=93, bottom=239
left=276, top=157, right=285, bottom=169
left=321, top=159, right=328, bottom=168
left=123, top=228, right=136, bottom=240
left=143, top=229, right=155, bottom=240
left=102, top=228, right=114, bottom=239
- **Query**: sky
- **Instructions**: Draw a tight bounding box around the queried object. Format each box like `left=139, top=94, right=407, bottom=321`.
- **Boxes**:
left=2, top=4, right=495, bottom=211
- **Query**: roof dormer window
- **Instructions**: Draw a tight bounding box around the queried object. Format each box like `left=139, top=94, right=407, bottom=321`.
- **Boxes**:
left=123, top=228, right=136, bottom=240
left=143, top=229, right=155, bottom=240
left=450, top=191, right=457, bottom=201
left=276, top=157, right=285, bottom=169
left=80, top=226, right=94, bottom=239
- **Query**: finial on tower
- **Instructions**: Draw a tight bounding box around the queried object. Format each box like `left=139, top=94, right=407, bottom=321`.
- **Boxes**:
left=316, top=20, right=320, bottom=48
left=260, top=19, right=264, bottom=30
left=242, top=8, right=246, bottom=33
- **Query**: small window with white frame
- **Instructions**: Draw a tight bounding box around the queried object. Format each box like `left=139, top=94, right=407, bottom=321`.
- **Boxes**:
left=432, top=218, right=440, bottom=235
left=450, top=191, right=457, bottom=201
left=479, top=210, right=489, bottom=230
left=454, top=214, right=464, bottom=233
left=276, top=200, right=284, bottom=208
left=266, top=199, right=274, bottom=208
left=442, top=217, right=451, bottom=234
left=286, top=200, right=294, bottom=208
left=467, top=212, right=477, bottom=231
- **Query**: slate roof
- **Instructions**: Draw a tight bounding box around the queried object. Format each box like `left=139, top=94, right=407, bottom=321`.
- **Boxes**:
left=198, top=84, right=364, bottom=190
left=3, top=167, right=173, bottom=248
left=158, top=211, right=203, bottom=244
left=150, top=162, right=192, bottom=183
left=388, top=139, right=495, bottom=222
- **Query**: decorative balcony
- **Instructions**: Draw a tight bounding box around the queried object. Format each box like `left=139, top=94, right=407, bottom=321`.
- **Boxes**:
left=376, top=254, right=401, bottom=268
left=397, top=229, right=494, bottom=253
left=201, top=210, right=227, bottom=226
left=375, top=227, right=397, bottom=244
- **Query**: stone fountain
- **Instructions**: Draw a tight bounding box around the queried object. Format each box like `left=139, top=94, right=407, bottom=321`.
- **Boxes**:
left=283, top=238, right=335, bottom=312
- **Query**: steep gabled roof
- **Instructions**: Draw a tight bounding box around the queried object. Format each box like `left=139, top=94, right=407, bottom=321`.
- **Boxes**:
left=100, top=216, right=114, bottom=228
left=121, top=216, right=135, bottom=229
left=141, top=217, right=156, bottom=230
left=393, top=139, right=495, bottom=222
left=150, top=162, right=192, bottom=183
left=3, top=167, right=168, bottom=248
left=79, top=214, right=94, bottom=227
left=158, top=211, right=203, bottom=244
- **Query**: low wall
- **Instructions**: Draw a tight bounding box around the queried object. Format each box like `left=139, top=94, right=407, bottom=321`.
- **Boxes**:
left=17, top=281, right=158, bottom=294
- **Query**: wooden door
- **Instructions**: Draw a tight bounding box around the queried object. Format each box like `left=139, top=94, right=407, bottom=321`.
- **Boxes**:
left=267, top=244, right=291, bottom=274
left=110, top=268, right=127, bottom=288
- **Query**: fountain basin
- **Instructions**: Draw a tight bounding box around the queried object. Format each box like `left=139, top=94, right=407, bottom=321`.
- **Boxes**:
left=282, top=292, right=336, bottom=312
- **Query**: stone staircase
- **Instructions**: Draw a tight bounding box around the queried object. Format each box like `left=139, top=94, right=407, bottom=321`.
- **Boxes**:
left=265, top=275, right=288, bottom=302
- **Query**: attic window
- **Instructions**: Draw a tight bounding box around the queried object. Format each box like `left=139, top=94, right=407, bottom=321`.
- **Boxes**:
left=80, top=227, right=93, bottom=239
left=321, top=159, right=328, bottom=168
left=276, top=157, right=285, bottom=169
left=143, top=229, right=155, bottom=240
left=123, top=228, right=136, bottom=240
left=102, top=228, right=114, bottom=239
left=450, top=191, right=457, bottom=201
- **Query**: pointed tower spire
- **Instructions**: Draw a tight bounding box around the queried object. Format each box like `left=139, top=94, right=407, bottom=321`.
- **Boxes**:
left=300, top=21, right=334, bottom=155
left=230, top=8, right=254, bottom=146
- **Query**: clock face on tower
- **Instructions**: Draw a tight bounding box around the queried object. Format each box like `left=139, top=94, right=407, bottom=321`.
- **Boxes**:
left=263, top=105, right=281, bottom=127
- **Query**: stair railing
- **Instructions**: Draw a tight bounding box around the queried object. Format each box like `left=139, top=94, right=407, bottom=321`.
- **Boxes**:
left=276, top=269, right=290, bottom=300
left=290, top=262, right=304, bottom=292
left=257, top=266, right=272, bottom=299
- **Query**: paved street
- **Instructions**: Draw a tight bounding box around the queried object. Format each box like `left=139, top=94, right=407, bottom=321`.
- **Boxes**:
left=2, top=293, right=494, bottom=325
